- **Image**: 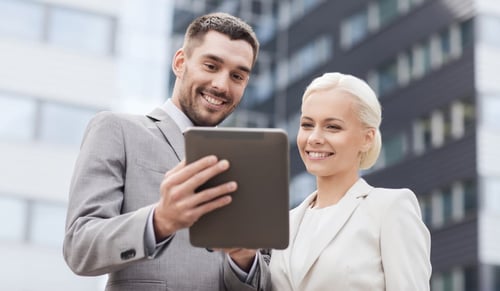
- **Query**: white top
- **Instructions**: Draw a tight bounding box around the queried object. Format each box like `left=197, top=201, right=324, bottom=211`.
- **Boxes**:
left=290, top=202, right=339, bottom=287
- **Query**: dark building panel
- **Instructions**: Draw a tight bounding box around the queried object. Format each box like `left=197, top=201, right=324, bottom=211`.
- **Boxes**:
left=430, top=217, right=479, bottom=271
left=364, top=132, right=477, bottom=196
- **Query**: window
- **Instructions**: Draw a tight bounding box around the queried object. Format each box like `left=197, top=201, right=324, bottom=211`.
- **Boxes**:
left=38, top=102, right=97, bottom=145
left=460, top=18, right=474, bottom=48
left=0, top=93, right=36, bottom=142
left=479, top=15, right=500, bottom=48
left=441, top=187, right=453, bottom=224
left=382, top=133, right=407, bottom=167
left=482, top=94, right=500, bottom=129
left=463, top=180, right=477, bottom=216
left=464, top=266, right=478, bottom=291
left=289, top=171, right=316, bottom=208
left=0, top=0, right=43, bottom=41
left=378, top=0, right=399, bottom=27
left=29, top=201, right=67, bottom=247
left=47, top=7, right=115, bottom=55
left=377, top=60, right=398, bottom=96
left=420, top=195, right=432, bottom=227
left=0, top=196, right=27, bottom=241
left=483, top=177, right=500, bottom=213
left=341, top=9, right=369, bottom=49
left=413, top=115, right=432, bottom=154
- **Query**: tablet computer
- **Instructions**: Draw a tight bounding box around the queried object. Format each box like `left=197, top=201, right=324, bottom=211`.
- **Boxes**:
left=184, top=127, right=290, bottom=250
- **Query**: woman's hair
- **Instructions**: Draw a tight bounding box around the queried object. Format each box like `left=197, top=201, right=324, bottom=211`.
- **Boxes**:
left=184, top=12, right=260, bottom=66
left=302, top=72, right=382, bottom=170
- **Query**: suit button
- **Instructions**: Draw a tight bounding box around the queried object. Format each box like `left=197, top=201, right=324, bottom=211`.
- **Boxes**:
left=120, top=249, right=136, bottom=260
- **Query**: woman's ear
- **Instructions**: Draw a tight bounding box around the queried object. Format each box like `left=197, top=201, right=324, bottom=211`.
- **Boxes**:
left=172, top=48, right=186, bottom=78
left=361, top=127, right=376, bottom=153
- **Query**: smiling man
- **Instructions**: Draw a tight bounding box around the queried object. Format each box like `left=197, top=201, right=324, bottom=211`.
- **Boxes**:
left=63, top=13, right=270, bottom=291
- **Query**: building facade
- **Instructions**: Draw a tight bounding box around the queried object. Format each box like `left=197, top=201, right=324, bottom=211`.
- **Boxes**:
left=0, top=0, right=172, bottom=290
left=172, top=0, right=500, bottom=290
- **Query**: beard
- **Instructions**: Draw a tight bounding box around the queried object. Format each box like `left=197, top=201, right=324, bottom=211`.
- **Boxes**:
left=177, top=69, right=238, bottom=126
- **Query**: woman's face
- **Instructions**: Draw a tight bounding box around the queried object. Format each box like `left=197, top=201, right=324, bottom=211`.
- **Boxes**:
left=297, top=88, right=374, bottom=178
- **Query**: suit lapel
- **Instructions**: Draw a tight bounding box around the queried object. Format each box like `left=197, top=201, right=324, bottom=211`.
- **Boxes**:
left=293, top=179, right=373, bottom=286
left=282, top=192, right=316, bottom=287
left=147, top=107, right=185, bottom=160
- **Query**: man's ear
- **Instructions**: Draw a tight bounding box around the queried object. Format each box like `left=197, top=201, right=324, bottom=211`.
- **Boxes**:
left=172, top=48, right=186, bottom=78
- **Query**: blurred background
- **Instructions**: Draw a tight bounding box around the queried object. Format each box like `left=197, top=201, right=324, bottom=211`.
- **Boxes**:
left=0, top=0, right=499, bottom=290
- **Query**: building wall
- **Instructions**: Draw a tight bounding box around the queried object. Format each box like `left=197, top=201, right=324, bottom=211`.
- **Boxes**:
left=0, top=0, right=172, bottom=289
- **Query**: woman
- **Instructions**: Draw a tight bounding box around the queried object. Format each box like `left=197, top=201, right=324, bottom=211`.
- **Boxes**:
left=270, top=72, right=431, bottom=290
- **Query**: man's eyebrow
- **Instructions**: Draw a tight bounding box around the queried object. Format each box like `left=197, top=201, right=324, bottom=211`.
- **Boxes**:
left=204, top=54, right=251, bottom=74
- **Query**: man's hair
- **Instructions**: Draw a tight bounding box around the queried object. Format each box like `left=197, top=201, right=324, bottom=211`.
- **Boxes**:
left=184, top=12, right=259, bottom=66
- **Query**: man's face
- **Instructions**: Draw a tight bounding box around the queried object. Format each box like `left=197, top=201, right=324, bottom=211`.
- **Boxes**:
left=172, top=30, right=254, bottom=126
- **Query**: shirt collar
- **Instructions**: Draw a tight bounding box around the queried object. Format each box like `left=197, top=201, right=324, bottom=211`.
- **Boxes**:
left=161, top=99, right=194, bottom=133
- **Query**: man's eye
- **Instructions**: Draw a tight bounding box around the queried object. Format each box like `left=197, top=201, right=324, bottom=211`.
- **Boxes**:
left=233, top=74, right=244, bottom=81
left=204, top=63, right=217, bottom=70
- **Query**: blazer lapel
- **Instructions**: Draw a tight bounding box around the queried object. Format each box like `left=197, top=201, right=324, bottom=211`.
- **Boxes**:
left=147, top=107, right=185, bottom=160
left=294, top=179, right=373, bottom=286
left=282, top=192, right=316, bottom=287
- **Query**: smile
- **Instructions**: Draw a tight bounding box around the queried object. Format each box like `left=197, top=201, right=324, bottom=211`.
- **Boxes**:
left=201, top=92, right=226, bottom=106
left=306, top=151, right=333, bottom=159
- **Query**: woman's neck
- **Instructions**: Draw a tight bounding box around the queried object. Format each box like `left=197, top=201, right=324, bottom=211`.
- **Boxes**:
left=314, top=171, right=359, bottom=208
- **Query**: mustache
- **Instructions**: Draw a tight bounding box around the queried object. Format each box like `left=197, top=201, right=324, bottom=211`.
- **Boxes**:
left=198, top=87, right=229, bottom=101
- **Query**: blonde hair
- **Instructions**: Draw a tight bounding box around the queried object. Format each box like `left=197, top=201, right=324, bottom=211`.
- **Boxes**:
left=302, top=72, right=382, bottom=169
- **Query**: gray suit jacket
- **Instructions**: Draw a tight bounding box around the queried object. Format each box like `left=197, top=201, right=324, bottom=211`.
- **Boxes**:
left=63, top=108, right=271, bottom=291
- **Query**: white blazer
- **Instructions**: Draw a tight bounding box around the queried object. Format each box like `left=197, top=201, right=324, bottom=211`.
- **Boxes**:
left=270, top=178, right=431, bottom=291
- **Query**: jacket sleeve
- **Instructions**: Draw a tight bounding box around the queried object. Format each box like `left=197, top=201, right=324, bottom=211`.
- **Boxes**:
left=380, top=189, right=432, bottom=291
left=223, top=249, right=272, bottom=291
left=63, top=112, right=163, bottom=276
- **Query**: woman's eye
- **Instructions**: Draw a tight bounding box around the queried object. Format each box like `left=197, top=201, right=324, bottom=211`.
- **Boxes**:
left=300, top=123, right=313, bottom=128
left=327, top=125, right=341, bottom=130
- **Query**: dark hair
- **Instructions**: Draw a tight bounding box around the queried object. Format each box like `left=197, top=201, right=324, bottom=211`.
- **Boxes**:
left=184, top=12, right=259, bottom=66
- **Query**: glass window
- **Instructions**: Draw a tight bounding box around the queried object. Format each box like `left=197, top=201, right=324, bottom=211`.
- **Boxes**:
left=0, top=93, right=36, bottom=142
left=47, top=7, right=115, bottom=55
left=0, top=0, right=44, bottom=41
left=483, top=177, right=500, bottom=213
left=341, top=9, right=369, bottom=48
left=440, top=28, right=452, bottom=63
left=442, top=271, right=454, bottom=291
left=377, top=60, right=398, bottom=96
left=420, top=195, right=432, bottom=227
left=481, top=94, right=500, bottom=129
left=460, top=18, right=474, bottom=48
left=479, top=15, right=500, bottom=48
left=494, top=265, right=500, bottom=291
left=382, top=133, right=406, bottom=166
left=464, top=266, right=478, bottom=291
left=38, top=102, right=97, bottom=146
left=289, top=171, right=316, bottom=208
left=442, top=187, right=453, bottom=224
left=29, top=201, right=67, bottom=247
left=463, top=180, right=477, bottom=215
left=0, top=196, right=27, bottom=241
left=378, top=0, right=399, bottom=27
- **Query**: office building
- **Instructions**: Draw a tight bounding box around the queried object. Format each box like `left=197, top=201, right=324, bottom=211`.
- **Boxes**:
left=0, top=0, right=172, bottom=289
left=172, top=0, right=500, bottom=290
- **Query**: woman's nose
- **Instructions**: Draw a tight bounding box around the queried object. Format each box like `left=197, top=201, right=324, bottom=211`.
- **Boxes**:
left=308, top=129, right=324, bottom=144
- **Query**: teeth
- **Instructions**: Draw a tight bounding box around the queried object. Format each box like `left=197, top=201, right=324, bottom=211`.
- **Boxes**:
left=308, top=152, right=331, bottom=158
left=204, top=95, right=223, bottom=105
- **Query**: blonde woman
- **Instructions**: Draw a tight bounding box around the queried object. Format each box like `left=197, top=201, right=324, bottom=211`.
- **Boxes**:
left=270, top=72, right=431, bottom=291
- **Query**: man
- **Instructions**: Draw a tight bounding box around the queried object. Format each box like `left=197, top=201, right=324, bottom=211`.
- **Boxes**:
left=63, top=12, right=270, bottom=291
